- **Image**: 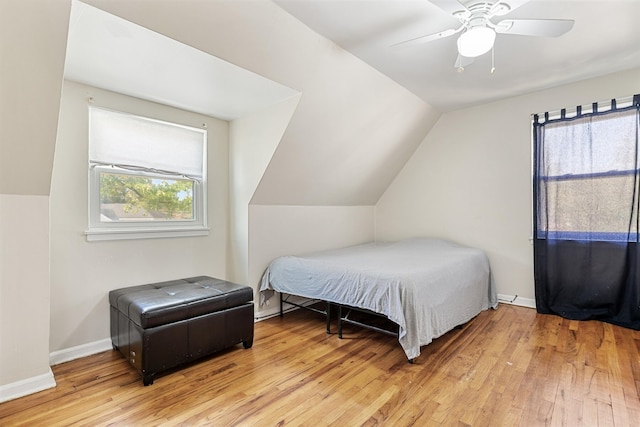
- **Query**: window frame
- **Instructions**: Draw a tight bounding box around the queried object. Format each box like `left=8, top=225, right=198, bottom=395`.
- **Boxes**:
left=86, top=107, right=208, bottom=242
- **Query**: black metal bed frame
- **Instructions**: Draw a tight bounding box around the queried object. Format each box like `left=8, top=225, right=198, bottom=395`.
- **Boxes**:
left=278, top=292, right=413, bottom=363
left=337, top=304, right=399, bottom=338
left=279, top=293, right=333, bottom=334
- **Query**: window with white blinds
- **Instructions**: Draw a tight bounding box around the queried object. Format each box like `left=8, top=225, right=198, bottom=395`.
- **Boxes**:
left=87, top=107, right=208, bottom=241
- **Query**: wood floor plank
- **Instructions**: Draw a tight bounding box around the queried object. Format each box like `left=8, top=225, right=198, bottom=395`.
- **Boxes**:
left=2, top=305, right=640, bottom=426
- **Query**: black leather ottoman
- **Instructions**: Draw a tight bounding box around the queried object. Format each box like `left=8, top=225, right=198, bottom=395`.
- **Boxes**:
left=109, top=276, right=254, bottom=385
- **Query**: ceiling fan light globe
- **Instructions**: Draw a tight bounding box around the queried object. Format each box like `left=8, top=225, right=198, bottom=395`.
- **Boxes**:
left=457, top=27, right=496, bottom=58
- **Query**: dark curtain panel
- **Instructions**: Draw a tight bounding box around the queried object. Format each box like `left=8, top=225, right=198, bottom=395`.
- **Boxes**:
left=533, top=95, right=640, bottom=329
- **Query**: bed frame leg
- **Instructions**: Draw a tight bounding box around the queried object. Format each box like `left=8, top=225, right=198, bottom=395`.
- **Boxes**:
left=338, top=305, right=343, bottom=339
left=279, top=292, right=283, bottom=318
left=408, top=358, right=414, bottom=364
left=326, top=302, right=332, bottom=334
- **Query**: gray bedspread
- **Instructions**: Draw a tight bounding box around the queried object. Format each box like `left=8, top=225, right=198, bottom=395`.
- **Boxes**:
left=259, top=237, right=498, bottom=360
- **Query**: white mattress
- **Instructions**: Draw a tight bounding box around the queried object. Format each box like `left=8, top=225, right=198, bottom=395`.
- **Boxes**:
left=259, top=237, right=498, bottom=360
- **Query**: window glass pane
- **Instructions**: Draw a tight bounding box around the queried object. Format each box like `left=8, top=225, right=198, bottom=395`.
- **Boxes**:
left=99, top=172, right=194, bottom=222
left=539, top=174, right=638, bottom=239
left=541, top=109, right=637, bottom=177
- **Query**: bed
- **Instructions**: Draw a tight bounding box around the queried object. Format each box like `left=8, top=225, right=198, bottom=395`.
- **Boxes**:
left=259, top=237, right=498, bottom=361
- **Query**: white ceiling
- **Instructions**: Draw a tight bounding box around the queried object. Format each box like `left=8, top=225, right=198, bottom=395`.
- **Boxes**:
left=275, top=0, right=640, bottom=111
left=64, top=1, right=299, bottom=120
left=64, top=0, right=640, bottom=117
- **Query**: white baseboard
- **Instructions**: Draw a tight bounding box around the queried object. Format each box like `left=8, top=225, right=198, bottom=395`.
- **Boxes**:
left=0, top=368, right=56, bottom=404
left=254, top=295, right=316, bottom=322
left=497, top=293, right=536, bottom=309
left=49, top=338, right=113, bottom=366
left=255, top=304, right=283, bottom=321
left=0, top=339, right=113, bottom=403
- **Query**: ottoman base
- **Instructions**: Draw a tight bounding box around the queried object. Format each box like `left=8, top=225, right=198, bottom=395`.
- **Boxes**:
left=109, top=277, right=254, bottom=385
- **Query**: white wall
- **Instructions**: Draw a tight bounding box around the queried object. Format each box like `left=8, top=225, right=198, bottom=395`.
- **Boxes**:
left=49, top=81, right=229, bottom=353
left=376, top=68, right=640, bottom=303
left=0, top=0, right=69, bottom=196
left=229, top=95, right=301, bottom=285
left=0, top=0, right=69, bottom=401
left=0, top=195, right=54, bottom=399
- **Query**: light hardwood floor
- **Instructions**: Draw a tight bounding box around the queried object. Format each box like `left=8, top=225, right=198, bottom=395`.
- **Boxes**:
left=1, top=304, right=640, bottom=426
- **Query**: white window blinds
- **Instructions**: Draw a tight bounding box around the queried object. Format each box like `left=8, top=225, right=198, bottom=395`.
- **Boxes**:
left=89, top=107, right=206, bottom=178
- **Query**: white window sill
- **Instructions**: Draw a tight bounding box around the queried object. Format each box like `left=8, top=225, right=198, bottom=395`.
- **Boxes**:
left=85, top=226, right=209, bottom=242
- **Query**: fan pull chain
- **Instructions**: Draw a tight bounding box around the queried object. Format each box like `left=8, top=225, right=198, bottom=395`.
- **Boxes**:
left=490, top=46, right=496, bottom=74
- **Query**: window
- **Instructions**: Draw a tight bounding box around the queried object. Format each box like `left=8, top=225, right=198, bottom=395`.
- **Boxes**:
left=535, top=102, right=639, bottom=242
left=532, top=95, right=640, bottom=328
left=87, top=107, right=208, bottom=241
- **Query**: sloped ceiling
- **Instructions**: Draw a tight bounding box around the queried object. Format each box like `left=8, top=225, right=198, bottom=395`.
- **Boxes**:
left=65, top=1, right=299, bottom=121
left=76, top=0, right=441, bottom=206
left=0, top=0, right=70, bottom=195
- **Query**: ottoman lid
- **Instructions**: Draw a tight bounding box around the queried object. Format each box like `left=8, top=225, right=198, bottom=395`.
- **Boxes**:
left=109, top=276, right=253, bottom=328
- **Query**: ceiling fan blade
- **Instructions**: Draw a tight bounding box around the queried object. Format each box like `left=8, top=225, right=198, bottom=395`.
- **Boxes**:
left=494, top=19, right=575, bottom=37
left=429, top=0, right=468, bottom=15
left=391, top=27, right=458, bottom=48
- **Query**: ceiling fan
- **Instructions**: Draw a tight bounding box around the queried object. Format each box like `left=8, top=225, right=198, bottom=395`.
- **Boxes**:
left=394, top=0, right=574, bottom=71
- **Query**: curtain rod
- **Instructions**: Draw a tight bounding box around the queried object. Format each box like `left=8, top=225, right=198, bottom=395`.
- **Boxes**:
left=532, top=94, right=637, bottom=120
